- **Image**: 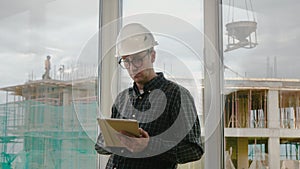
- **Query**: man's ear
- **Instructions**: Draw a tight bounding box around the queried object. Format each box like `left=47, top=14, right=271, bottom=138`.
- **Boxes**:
left=150, top=50, right=156, bottom=63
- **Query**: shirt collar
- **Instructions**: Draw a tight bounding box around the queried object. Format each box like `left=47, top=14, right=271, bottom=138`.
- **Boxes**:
left=132, top=72, right=166, bottom=95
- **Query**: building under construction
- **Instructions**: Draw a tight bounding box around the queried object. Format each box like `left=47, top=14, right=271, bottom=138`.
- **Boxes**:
left=0, top=76, right=98, bottom=169
left=224, top=78, right=300, bottom=169
left=1, top=73, right=300, bottom=169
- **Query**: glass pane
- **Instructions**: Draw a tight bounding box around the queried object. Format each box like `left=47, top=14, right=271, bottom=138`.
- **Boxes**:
left=222, top=0, right=300, bottom=168
left=99, top=0, right=205, bottom=168
left=0, top=1, right=99, bottom=168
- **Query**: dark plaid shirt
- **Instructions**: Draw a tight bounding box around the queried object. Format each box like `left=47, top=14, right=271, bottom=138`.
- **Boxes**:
left=95, top=72, right=203, bottom=169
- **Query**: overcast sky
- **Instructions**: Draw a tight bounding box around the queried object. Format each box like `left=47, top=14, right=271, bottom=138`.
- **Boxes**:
left=1, top=0, right=300, bottom=103
left=0, top=0, right=98, bottom=87
left=223, top=0, right=300, bottom=78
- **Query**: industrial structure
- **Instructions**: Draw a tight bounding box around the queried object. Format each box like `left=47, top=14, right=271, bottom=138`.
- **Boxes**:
left=1, top=68, right=300, bottom=169
left=224, top=0, right=258, bottom=52
left=0, top=74, right=98, bottom=168
left=224, top=78, right=300, bottom=169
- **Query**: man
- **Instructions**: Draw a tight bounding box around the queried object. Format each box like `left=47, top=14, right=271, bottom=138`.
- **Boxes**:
left=95, top=23, right=203, bottom=169
left=42, top=55, right=51, bottom=79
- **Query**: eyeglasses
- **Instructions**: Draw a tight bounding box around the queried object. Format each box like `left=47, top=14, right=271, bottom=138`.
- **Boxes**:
left=118, top=50, right=149, bottom=69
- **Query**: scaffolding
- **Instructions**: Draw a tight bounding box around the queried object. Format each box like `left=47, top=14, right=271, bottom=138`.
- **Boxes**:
left=224, top=78, right=300, bottom=169
left=0, top=77, right=98, bottom=169
left=225, top=89, right=268, bottom=128
left=279, top=91, right=300, bottom=129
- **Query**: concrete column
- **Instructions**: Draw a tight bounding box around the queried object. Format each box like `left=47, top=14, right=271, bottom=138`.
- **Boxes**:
left=268, top=90, right=280, bottom=128
left=267, top=90, right=281, bottom=169
left=237, top=138, right=248, bottom=169
left=63, top=88, right=72, bottom=129
left=204, top=0, right=224, bottom=168
left=62, top=88, right=71, bottom=106
left=268, top=137, right=280, bottom=169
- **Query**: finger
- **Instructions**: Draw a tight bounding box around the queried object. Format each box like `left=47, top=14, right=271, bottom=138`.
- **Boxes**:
left=115, top=133, right=129, bottom=147
left=138, top=128, right=149, bottom=138
left=116, top=133, right=130, bottom=142
left=120, top=130, right=138, bottom=137
left=117, top=134, right=134, bottom=147
left=116, top=134, right=136, bottom=152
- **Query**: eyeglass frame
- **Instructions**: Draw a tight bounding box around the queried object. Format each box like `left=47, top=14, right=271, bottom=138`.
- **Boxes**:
left=118, top=49, right=151, bottom=69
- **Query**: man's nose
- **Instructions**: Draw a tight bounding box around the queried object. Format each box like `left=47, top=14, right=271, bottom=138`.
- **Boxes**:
left=129, top=63, right=140, bottom=72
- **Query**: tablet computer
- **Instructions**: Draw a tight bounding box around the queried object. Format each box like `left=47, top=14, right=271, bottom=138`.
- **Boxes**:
left=97, top=118, right=140, bottom=147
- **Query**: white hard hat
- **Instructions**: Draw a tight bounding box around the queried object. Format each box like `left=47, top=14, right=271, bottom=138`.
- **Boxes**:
left=115, top=23, right=158, bottom=57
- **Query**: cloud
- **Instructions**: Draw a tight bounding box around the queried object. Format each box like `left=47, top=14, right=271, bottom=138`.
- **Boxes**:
left=0, top=0, right=98, bottom=89
left=223, top=0, right=300, bottom=78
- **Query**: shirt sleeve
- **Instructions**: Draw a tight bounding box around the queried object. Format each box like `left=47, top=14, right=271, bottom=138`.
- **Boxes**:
left=146, top=116, right=203, bottom=163
left=143, top=86, right=204, bottom=163
left=174, top=87, right=204, bottom=163
left=94, top=132, right=112, bottom=155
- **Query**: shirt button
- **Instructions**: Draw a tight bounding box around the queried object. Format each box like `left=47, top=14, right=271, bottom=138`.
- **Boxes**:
left=148, top=90, right=151, bottom=93
left=132, top=114, right=136, bottom=118
left=139, top=96, right=142, bottom=99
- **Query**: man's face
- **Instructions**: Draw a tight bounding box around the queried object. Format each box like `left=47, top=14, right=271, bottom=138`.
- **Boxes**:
left=121, top=50, right=154, bottom=84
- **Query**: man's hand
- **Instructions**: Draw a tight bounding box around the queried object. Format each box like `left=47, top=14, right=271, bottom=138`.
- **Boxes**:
left=117, top=128, right=149, bottom=153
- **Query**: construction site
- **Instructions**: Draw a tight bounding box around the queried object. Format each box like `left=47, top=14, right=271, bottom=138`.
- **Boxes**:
left=224, top=78, right=300, bottom=169
left=1, top=66, right=300, bottom=169
left=0, top=65, right=98, bottom=169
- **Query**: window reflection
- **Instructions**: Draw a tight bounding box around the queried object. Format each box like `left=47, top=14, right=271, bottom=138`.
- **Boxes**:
left=223, top=0, right=300, bottom=168
left=0, top=0, right=98, bottom=168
